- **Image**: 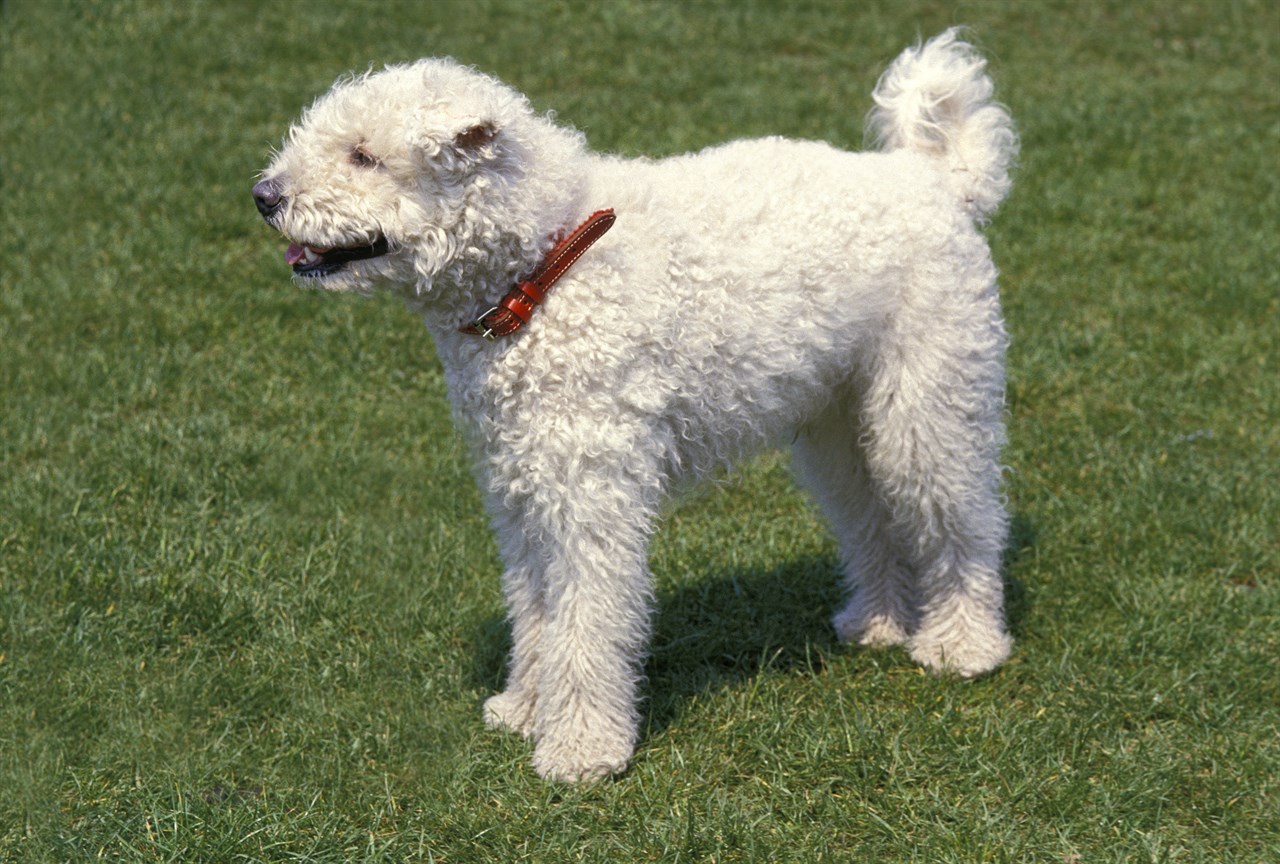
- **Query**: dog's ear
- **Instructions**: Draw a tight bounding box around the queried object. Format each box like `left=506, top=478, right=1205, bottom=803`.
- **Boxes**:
left=436, top=121, right=502, bottom=173
left=453, top=122, right=497, bottom=155
left=413, top=119, right=502, bottom=176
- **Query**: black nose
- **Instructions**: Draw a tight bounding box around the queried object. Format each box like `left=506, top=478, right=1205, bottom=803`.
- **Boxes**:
left=253, top=177, right=284, bottom=219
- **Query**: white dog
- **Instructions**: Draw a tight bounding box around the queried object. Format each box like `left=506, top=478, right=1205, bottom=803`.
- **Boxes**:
left=254, top=28, right=1018, bottom=782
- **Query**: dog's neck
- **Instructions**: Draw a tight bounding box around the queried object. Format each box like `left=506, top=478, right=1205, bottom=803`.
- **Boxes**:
left=457, top=209, right=615, bottom=340
left=409, top=197, right=596, bottom=331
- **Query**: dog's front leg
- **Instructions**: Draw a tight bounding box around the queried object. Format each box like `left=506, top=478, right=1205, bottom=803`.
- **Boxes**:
left=483, top=573, right=544, bottom=739
left=524, top=483, right=656, bottom=783
left=482, top=504, right=546, bottom=740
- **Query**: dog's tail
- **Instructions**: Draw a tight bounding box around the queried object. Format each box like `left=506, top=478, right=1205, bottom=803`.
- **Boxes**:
left=869, top=28, right=1017, bottom=220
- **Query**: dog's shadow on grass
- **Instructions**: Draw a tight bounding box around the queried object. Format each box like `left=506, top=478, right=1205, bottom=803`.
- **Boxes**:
left=472, top=513, right=1032, bottom=738
left=644, top=553, right=848, bottom=737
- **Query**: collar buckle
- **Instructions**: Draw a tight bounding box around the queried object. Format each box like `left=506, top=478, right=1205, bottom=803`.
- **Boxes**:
left=471, top=306, right=501, bottom=341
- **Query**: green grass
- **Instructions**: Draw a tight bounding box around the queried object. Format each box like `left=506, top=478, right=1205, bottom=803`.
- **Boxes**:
left=2, top=0, right=1277, bottom=861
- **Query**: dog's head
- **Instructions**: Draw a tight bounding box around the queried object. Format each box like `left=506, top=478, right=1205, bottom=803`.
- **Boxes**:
left=254, top=59, right=584, bottom=297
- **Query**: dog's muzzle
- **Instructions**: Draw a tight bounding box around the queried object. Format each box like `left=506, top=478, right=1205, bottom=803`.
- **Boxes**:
left=252, top=176, right=390, bottom=277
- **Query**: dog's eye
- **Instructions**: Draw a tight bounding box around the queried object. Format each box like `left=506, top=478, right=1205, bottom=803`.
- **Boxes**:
left=349, top=144, right=379, bottom=168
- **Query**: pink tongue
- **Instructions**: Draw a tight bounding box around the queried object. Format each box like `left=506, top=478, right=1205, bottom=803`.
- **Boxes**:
left=285, top=243, right=332, bottom=265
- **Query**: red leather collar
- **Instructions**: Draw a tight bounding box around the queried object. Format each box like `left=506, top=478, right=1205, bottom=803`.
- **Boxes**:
left=461, top=209, right=616, bottom=340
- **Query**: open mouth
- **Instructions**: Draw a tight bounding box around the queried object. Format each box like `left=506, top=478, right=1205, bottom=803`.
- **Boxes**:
left=285, top=237, right=390, bottom=277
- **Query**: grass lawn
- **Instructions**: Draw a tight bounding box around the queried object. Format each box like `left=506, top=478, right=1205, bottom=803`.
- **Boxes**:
left=1, top=1, right=1276, bottom=861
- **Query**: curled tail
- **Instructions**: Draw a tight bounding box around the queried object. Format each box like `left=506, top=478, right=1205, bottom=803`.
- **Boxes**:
left=869, top=28, right=1018, bottom=220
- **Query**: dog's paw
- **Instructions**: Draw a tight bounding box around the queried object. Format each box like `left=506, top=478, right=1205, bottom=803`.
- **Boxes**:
left=531, top=734, right=633, bottom=783
left=833, top=590, right=913, bottom=649
left=908, top=622, right=1011, bottom=678
left=483, top=691, right=537, bottom=740
left=833, top=606, right=912, bottom=648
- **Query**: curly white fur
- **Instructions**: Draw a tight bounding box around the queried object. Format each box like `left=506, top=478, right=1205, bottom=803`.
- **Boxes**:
left=256, top=27, right=1018, bottom=783
left=869, top=28, right=1017, bottom=219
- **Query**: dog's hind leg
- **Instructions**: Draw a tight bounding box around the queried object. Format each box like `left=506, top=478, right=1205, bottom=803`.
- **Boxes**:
left=858, top=272, right=1013, bottom=678
left=793, top=394, right=917, bottom=649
